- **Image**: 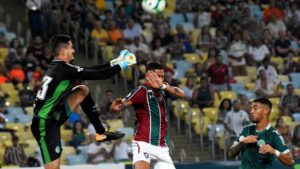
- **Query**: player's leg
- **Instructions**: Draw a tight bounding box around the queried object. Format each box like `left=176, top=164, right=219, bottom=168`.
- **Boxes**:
left=134, top=161, right=150, bottom=169
left=153, top=147, right=175, bottom=169
left=44, top=159, right=60, bottom=169
left=132, top=141, right=151, bottom=169
left=31, top=117, right=62, bottom=169
left=66, top=85, right=124, bottom=141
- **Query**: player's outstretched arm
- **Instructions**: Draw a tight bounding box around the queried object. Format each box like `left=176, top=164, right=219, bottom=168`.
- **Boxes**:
left=164, top=83, right=186, bottom=99
left=110, top=98, right=132, bottom=113
left=227, top=135, right=258, bottom=158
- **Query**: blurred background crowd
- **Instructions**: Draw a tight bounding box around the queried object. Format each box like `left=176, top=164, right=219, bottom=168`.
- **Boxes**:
left=0, top=0, right=300, bottom=167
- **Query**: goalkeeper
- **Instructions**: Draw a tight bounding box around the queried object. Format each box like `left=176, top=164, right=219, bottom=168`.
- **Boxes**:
left=31, top=34, right=136, bottom=169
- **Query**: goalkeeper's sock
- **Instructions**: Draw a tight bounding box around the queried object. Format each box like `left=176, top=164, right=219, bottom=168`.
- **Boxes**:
left=81, top=93, right=106, bottom=134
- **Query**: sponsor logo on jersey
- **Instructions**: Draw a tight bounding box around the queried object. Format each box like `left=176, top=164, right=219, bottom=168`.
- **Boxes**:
left=144, top=152, right=149, bottom=158
left=273, top=130, right=286, bottom=145
left=66, top=63, right=83, bottom=72
left=55, top=146, right=61, bottom=154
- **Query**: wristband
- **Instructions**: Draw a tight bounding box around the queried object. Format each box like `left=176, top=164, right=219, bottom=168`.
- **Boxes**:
left=274, top=150, right=280, bottom=157
left=239, top=136, right=245, bottom=142
left=161, top=84, right=167, bottom=90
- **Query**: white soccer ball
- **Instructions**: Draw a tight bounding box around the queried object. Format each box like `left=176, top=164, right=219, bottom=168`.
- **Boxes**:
left=142, top=0, right=166, bottom=14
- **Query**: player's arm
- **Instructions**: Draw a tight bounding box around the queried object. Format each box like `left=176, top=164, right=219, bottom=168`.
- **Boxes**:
left=110, top=98, right=133, bottom=113
left=86, top=63, right=111, bottom=70
left=259, top=132, right=294, bottom=166
left=163, top=83, right=186, bottom=99
left=227, top=135, right=258, bottom=158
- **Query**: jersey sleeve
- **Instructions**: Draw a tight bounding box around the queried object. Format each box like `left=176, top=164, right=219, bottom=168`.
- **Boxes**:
left=272, top=130, right=289, bottom=154
left=62, top=62, right=121, bottom=80
left=125, top=86, right=146, bottom=105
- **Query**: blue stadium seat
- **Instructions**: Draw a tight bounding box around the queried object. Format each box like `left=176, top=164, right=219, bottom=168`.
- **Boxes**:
left=174, top=60, right=192, bottom=79
left=67, top=154, right=87, bottom=165
left=169, top=14, right=185, bottom=28
left=6, top=32, right=16, bottom=43
left=77, top=145, right=88, bottom=157
left=290, top=73, right=300, bottom=83
left=292, top=113, right=300, bottom=122
left=7, top=107, right=25, bottom=116
left=238, top=90, right=256, bottom=100
left=230, top=83, right=246, bottom=93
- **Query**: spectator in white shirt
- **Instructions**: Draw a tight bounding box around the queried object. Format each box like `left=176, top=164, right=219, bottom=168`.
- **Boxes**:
left=248, top=37, right=270, bottom=65
left=111, top=138, right=130, bottom=161
left=255, top=69, right=282, bottom=98
left=257, top=57, right=278, bottom=80
left=87, top=140, right=113, bottom=164
left=127, top=37, right=149, bottom=55
left=194, top=3, right=211, bottom=28
left=123, top=18, right=143, bottom=43
left=224, top=100, right=249, bottom=137
left=267, top=14, right=287, bottom=39
left=228, top=33, right=247, bottom=76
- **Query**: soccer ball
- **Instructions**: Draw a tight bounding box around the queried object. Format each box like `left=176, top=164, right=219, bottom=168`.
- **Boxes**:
left=142, top=0, right=166, bottom=14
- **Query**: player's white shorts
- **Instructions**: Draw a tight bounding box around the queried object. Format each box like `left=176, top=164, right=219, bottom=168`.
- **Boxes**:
left=132, top=141, right=175, bottom=169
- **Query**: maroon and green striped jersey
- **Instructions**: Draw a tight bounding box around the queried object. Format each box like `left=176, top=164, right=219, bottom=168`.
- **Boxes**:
left=126, top=84, right=169, bottom=146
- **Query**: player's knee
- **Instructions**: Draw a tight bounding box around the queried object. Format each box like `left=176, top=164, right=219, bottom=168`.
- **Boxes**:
left=73, top=85, right=89, bottom=97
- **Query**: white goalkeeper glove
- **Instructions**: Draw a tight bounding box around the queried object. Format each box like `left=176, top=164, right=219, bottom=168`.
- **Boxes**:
left=110, top=49, right=137, bottom=70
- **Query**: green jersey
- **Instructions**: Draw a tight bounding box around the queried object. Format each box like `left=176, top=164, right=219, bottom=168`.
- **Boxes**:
left=234, top=123, right=289, bottom=169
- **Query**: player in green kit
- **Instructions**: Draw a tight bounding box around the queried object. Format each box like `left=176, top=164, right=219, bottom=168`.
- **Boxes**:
left=227, top=98, right=294, bottom=169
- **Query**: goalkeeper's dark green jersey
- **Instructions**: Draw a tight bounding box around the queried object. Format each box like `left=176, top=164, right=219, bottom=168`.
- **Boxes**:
left=233, top=123, right=289, bottom=169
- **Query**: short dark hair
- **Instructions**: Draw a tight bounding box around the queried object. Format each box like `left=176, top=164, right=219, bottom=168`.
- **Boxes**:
left=253, top=98, right=272, bottom=110
left=49, top=35, right=71, bottom=56
left=146, top=62, right=163, bottom=72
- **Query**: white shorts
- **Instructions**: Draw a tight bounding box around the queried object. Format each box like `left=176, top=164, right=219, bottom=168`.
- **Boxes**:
left=132, top=141, right=175, bottom=169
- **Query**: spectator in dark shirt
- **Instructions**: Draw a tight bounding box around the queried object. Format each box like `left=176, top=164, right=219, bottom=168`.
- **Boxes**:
left=208, top=55, right=228, bottom=91
left=274, top=30, right=292, bottom=59
left=279, top=83, right=300, bottom=114
left=4, top=135, right=27, bottom=167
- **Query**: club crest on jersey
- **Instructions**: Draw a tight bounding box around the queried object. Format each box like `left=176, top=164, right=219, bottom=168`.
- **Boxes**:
left=66, top=63, right=83, bottom=72
left=144, top=152, right=149, bottom=158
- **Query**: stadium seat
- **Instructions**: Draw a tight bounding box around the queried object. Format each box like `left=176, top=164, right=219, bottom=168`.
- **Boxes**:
left=229, top=83, right=246, bottom=93
left=270, top=107, right=280, bottom=122
left=207, top=124, right=225, bottom=142
left=24, top=106, right=34, bottom=115
left=183, top=53, right=201, bottom=64
left=246, top=66, right=257, bottom=81
left=174, top=60, right=192, bottom=79
left=245, top=82, right=255, bottom=91
left=202, top=107, right=218, bottom=124
left=117, top=127, right=134, bottom=141
left=190, top=28, right=201, bottom=48
left=292, top=113, right=300, bottom=122
left=107, top=119, right=125, bottom=132
left=174, top=100, right=190, bottom=120
left=169, top=14, right=185, bottom=28
left=60, top=129, right=72, bottom=144
left=77, top=145, right=89, bottom=157
left=102, top=45, right=114, bottom=62
left=67, top=154, right=87, bottom=165
left=0, top=132, right=12, bottom=146
left=5, top=122, right=23, bottom=132
left=234, top=76, right=251, bottom=86
left=270, top=57, right=284, bottom=71
left=219, top=91, right=238, bottom=100
left=193, top=116, right=210, bottom=136
left=278, top=75, right=289, bottom=83
left=269, top=97, right=280, bottom=107
left=185, top=108, right=201, bottom=125
left=290, top=73, right=300, bottom=83
left=7, top=106, right=24, bottom=116
left=295, top=89, right=300, bottom=96
left=61, top=146, right=76, bottom=165
left=238, top=90, right=256, bottom=100
left=281, top=116, right=293, bottom=125
left=178, top=77, right=187, bottom=85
